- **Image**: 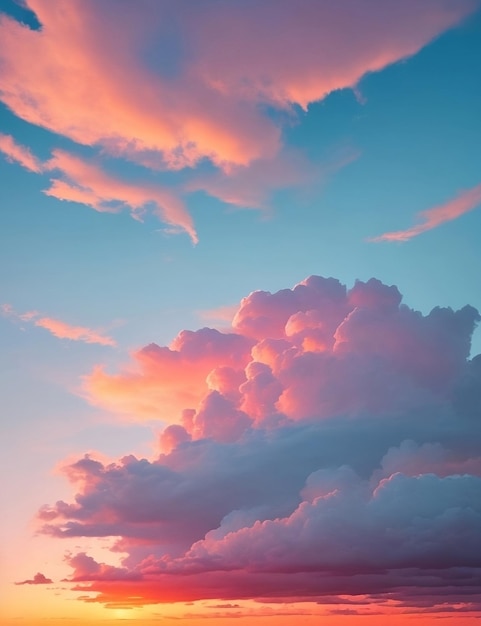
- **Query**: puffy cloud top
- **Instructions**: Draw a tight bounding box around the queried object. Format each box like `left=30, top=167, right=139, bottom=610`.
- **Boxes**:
left=38, top=275, right=481, bottom=610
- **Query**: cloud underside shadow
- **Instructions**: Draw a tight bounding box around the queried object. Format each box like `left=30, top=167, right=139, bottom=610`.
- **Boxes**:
left=34, top=274, right=481, bottom=610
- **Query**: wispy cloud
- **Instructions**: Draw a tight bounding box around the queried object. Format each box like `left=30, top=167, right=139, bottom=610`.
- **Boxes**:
left=0, top=1, right=475, bottom=169
left=371, top=182, right=481, bottom=242
left=198, top=304, right=239, bottom=324
left=34, top=316, right=116, bottom=346
left=0, top=132, right=43, bottom=173
left=0, top=136, right=198, bottom=242
left=2, top=304, right=115, bottom=346
left=187, top=147, right=359, bottom=211
left=44, top=150, right=198, bottom=243
left=1, top=0, right=476, bottom=241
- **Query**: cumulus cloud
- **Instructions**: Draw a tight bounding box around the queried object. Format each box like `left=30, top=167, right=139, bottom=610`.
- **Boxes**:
left=84, top=275, right=479, bottom=423
left=371, top=182, right=481, bottom=242
left=2, top=304, right=115, bottom=346
left=34, top=274, right=481, bottom=612
left=15, top=572, right=53, bottom=585
left=84, top=328, right=253, bottom=422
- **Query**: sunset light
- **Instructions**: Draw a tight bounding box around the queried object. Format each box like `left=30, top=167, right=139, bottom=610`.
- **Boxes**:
left=1, top=1, right=481, bottom=624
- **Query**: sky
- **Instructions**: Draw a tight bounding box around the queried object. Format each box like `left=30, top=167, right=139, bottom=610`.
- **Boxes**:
left=1, top=1, right=481, bottom=624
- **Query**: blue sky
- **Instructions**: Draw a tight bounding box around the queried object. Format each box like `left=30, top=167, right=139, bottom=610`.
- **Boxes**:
left=1, top=1, right=481, bottom=623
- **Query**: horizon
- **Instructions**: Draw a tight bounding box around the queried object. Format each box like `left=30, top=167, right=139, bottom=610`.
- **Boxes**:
left=1, top=1, right=481, bottom=624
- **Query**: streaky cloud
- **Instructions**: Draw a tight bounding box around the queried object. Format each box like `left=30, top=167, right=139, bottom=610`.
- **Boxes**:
left=0, top=132, right=43, bottom=173
left=2, top=303, right=116, bottom=346
left=0, top=133, right=198, bottom=243
left=34, top=316, right=116, bottom=347
left=44, top=150, right=198, bottom=243
left=371, top=182, right=481, bottom=242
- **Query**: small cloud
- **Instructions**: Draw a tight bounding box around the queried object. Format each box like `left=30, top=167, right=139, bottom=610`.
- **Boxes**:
left=15, top=572, right=53, bottom=585
left=2, top=304, right=116, bottom=347
left=0, top=133, right=43, bottom=173
left=370, top=182, right=481, bottom=242
left=34, top=317, right=116, bottom=347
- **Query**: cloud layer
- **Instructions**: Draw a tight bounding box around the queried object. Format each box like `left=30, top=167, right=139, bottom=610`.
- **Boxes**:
left=1, top=1, right=475, bottom=169
left=1, top=2, right=477, bottom=242
left=37, top=274, right=481, bottom=612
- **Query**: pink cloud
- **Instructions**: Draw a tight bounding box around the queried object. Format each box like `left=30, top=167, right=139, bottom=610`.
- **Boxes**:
left=0, top=1, right=476, bottom=171
left=84, top=329, right=253, bottom=423
left=371, top=182, right=481, bottom=242
left=34, top=317, right=116, bottom=347
left=15, top=572, right=53, bottom=585
left=0, top=2, right=279, bottom=170
left=44, top=150, right=197, bottom=242
left=36, top=274, right=481, bottom=610
left=189, top=0, right=478, bottom=110
left=186, top=148, right=358, bottom=210
left=1, top=2, right=477, bottom=237
left=84, top=275, right=479, bottom=425
left=2, top=304, right=115, bottom=346
left=0, top=132, right=42, bottom=172
left=0, top=134, right=198, bottom=241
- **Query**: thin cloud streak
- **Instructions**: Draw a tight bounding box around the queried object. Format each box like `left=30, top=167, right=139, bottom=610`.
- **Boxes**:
left=0, top=135, right=198, bottom=242
left=34, top=317, right=116, bottom=346
left=0, top=132, right=42, bottom=173
left=371, top=183, right=481, bottom=242
left=2, top=304, right=116, bottom=346
left=44, top=150, right=198, bottom=243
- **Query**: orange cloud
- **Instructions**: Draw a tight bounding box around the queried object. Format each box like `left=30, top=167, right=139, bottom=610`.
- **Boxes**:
left=0, top=0, right=476, bottom=171
left=2, top=304, right=115, bottom=346
left=371, top=183, right=481, bottom=242
left=0, top=132, right=42, bottom=172
left=82, top=275, right=480, bottom=430
left=198, top=304, right=239, bottom=324
left=84, top=329, right=253, bottom=422
left=0, top=134, right=198, bottom=241
left=45, top=150, right=198, bottom=242
left=0, top=2, right=279, bottom=170
left=34, top=317, right=116, bottom=346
